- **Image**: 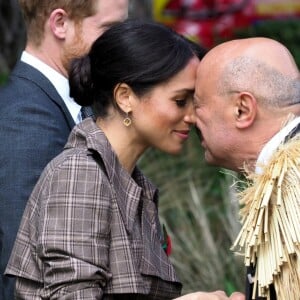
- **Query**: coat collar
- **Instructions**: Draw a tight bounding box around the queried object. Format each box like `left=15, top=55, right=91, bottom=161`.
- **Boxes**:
left=65, top=118, right=181, bottom=286
left=65, top=118, right=158, bottom=233
left=12, top=61, right=75, bottom=129
left=256, top=116, right=300, bottom=174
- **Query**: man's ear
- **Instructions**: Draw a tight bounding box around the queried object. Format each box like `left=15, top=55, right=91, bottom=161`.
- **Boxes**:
left=114, top=83, right=134, bottom=114
left=49, top=9, right=69, bottom=39
left=234, top=92, right=257, bottom=129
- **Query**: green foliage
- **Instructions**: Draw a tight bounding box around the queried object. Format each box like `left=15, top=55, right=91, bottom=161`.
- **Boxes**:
left=0, top=73, right=8, bottom=86
left=139, top=130, right=244, bottom=294
left=0, top=0, right=26, bottom=73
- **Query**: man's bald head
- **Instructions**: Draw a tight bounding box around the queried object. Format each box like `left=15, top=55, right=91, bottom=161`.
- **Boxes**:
left=202, top=37, right=298, bottom=76
left=194, top=37, right=300, bottom=172
left=198, top=37, right=300, bottom=108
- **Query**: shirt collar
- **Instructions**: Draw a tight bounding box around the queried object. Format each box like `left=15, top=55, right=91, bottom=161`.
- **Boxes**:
left=21, top=51, right=82, bottom=123
left=256, top=116, right=300, bottom=174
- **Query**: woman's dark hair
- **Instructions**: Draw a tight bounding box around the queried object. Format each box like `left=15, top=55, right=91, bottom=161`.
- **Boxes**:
left=69, top=19, right=206, bottom=118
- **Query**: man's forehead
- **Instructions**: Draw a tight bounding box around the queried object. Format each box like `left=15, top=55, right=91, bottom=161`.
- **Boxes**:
left=98, top=0, right=128, bottom=13
left=89, top=0, right=128, bottom=25
left=196, top=60, right=214, bottom=82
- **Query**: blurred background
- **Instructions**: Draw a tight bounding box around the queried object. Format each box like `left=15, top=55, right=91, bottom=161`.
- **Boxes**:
left=1, top=0, right=300, bottom=295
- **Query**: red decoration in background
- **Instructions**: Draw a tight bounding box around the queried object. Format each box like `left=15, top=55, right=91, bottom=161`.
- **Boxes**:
left=155, top=0, right=300, bottom=48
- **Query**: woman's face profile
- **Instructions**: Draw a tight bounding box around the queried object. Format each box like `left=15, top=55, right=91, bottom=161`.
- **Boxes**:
left=130, top=56, right=199, bottom=155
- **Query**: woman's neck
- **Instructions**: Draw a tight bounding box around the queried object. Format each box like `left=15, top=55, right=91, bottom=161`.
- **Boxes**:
left=96, top=117, right=147, bottom=174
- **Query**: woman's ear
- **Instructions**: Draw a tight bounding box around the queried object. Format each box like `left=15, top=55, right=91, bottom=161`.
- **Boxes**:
left=114, top=83, right=134, bottom=114
left=49, top=9, right=68, bottom=39
left=234, top=92, right=257, bottom=129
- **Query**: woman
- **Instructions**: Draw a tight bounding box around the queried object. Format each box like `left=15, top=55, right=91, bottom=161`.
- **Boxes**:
left=5, top=19, right=243, bottom=300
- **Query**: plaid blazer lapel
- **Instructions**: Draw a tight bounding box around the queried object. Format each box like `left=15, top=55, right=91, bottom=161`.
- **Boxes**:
left=140, top=198, right=181, bottom=285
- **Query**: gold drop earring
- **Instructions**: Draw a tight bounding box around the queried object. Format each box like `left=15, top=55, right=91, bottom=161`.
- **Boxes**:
left=123, top=113, right=132, bottom=127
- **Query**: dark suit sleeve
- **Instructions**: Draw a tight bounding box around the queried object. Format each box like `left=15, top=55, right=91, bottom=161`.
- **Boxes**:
left=0, top=68, right=74, bottom=299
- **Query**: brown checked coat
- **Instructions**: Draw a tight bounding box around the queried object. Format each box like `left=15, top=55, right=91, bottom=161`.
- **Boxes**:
left=5, top=118, right=182, bottom=299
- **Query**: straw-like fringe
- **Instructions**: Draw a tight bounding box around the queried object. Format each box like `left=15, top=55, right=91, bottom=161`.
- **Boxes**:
left=231, top=136, right=300, bottom=300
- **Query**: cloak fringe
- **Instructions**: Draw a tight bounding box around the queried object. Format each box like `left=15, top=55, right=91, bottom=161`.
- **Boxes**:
left=231, top=137, right=300, bottom=300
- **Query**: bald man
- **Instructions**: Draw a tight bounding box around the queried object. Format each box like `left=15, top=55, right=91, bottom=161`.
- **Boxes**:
left=194, top=37, right=300, bottom=300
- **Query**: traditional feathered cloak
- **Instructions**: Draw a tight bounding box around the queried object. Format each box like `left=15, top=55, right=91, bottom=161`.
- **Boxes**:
left=232, top=135, right=300, bottom=300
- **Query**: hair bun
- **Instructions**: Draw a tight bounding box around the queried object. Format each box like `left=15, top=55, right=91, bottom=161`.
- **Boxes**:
left=69, top=55, right=94, bottom=106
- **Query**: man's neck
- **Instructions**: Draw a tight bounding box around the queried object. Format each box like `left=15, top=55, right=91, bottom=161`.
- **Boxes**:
left=25, top=43, right=67, bottom=77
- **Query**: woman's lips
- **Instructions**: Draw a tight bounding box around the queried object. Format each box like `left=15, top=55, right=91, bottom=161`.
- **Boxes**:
left=174, top=130, right=190, bottom=140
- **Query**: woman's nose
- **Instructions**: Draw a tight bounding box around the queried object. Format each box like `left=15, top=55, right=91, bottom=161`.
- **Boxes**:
left=184, top=104, right=196, bottom=124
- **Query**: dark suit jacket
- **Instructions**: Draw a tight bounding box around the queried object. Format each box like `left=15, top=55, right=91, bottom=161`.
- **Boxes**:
left=0, top=61, right=75, bottom=299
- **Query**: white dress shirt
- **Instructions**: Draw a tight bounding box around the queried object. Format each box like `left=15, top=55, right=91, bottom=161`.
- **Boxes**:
left=21, top=51, right=82, bottom=124
left=256, top=116, right=300, bottom=174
